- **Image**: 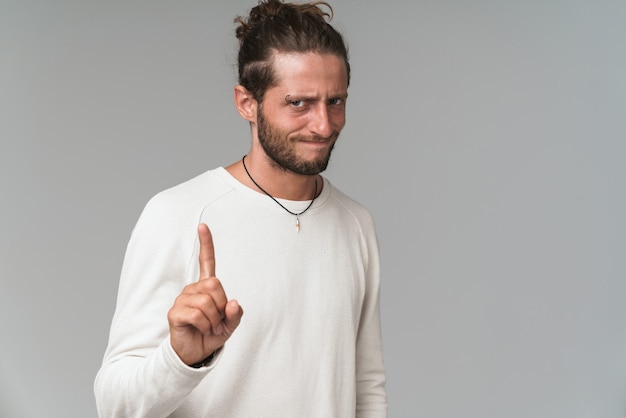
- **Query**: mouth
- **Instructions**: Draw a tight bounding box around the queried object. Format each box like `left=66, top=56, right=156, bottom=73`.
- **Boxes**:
left=298, top=139, right=333, bottom=151
left=301, top=139, right=329, bottom=144
left=297, top=133, right=338, bottom=145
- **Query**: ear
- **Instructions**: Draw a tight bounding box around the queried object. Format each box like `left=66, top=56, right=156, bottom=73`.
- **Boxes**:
left=234, top=85, right=257, bottom=123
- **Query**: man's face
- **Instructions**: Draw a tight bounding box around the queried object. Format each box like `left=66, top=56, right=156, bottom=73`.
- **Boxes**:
left=255, top=52, right=348, bottom=175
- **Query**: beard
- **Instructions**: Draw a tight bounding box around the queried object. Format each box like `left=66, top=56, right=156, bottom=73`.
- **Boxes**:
left=257, top=107, right=339, bottom=176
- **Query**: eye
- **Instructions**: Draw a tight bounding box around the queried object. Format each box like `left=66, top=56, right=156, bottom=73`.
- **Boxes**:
left=284, top=95, right=308, bottom=109
left=328, top=98, right=345, bottom=106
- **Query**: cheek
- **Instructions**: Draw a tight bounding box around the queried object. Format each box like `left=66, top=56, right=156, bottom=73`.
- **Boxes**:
left=282, top=117, right=311, bottom=134
left=263, top=114, right=300, bottom=137
left=330, top=113, right=346, bottom=130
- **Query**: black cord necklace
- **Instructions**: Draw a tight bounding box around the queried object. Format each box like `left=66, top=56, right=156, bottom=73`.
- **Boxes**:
left=242, top=155, right=318, bottom=232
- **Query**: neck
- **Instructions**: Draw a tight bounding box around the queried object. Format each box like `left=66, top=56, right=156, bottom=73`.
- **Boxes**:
left=226, top=153, right=320, bottom=201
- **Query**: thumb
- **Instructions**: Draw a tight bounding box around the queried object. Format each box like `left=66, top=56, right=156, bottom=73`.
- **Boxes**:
left=223, top=300, right=243, bottom=333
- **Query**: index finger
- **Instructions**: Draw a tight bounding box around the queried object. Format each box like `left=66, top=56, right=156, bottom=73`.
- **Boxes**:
left=198, top=223, right=215, bottom=280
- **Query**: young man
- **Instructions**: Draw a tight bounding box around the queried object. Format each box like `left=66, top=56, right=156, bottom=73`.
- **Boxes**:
left=94, top=1, right=387, bottom=416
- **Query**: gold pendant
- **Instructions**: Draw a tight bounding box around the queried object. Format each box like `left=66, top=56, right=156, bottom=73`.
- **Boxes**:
left=295, top=217, right=300, bottom=232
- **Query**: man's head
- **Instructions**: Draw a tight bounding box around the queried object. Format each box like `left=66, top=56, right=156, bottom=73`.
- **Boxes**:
left=253, top=52, right=347, bottom=175
left=234, top=0, right=350, bottom=103
left=234, top=1, right=349, bottom=176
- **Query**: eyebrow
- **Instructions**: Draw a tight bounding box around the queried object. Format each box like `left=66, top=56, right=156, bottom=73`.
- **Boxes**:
left=284, top=93, right=348, bottom=102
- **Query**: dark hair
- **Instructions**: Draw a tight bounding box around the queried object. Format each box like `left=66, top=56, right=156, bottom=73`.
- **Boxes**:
left=235, top=0, right=350, bottom=102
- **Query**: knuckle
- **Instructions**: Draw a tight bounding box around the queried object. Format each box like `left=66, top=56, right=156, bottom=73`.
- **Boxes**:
left=197, top=293, right=214, bottom=307
left=182, top=282, right=196, bottom=293
left=203, top=277, right=221, bottom=292
left=167, top=307, right=176, bottom=322
left=167, top=305, right=183, bottom=324
left=188, top=309, right=205, bottom=324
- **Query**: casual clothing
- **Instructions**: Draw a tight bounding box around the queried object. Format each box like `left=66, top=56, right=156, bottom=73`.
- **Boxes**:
left=94, top=167, right=387, bottom=417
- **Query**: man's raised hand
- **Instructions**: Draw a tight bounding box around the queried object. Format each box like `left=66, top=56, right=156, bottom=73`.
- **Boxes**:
left=167, top=223, right=243, bottom=366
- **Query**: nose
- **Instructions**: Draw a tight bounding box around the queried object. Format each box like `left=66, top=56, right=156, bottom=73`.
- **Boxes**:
left=309, top=104, right=334, bottom=138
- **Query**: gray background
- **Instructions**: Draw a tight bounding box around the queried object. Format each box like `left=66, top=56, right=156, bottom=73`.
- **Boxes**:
left=2, top=0, right=625, bottom=417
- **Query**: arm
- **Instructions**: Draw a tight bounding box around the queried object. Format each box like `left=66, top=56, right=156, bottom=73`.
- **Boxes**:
left=94, top=194, right=241, bottom=417
left=355, top=221, right=388, bottom=417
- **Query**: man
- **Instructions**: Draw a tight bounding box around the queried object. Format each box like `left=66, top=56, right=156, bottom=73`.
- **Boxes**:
left=94, top=1, right=387, bottom=416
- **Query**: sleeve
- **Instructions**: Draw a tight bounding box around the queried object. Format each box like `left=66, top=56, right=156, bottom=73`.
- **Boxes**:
left=93, top=192, right=220, bottom=418
left=355, top=216, right=388, bottom=417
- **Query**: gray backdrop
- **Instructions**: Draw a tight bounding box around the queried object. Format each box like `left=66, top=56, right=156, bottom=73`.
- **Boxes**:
left=2, top=0, right=625, bottom=417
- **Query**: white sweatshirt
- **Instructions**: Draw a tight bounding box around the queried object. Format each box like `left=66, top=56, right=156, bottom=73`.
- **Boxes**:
left=94, top=168, right=387, bottom=417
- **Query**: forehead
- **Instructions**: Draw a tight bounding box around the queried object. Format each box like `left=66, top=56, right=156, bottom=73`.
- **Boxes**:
left=268, top=52, right=348, bottom=96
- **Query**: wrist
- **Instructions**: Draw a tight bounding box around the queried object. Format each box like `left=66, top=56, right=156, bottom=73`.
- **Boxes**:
left=189, top=351, right=216, bottom=368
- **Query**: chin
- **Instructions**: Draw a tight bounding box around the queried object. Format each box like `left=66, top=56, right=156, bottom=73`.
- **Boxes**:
left=294, top=156, right=331, bottom=175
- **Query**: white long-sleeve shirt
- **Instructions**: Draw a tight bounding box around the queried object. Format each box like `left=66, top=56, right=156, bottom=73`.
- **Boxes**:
left=94, top=167, right=387, bottom=417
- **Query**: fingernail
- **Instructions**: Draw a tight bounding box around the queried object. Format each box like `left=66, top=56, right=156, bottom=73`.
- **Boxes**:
left=215, top=324, right=224, bottom=335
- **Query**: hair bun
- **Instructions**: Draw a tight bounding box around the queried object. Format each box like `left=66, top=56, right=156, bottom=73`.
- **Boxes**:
left=235, top=0, right=332, bottom=43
